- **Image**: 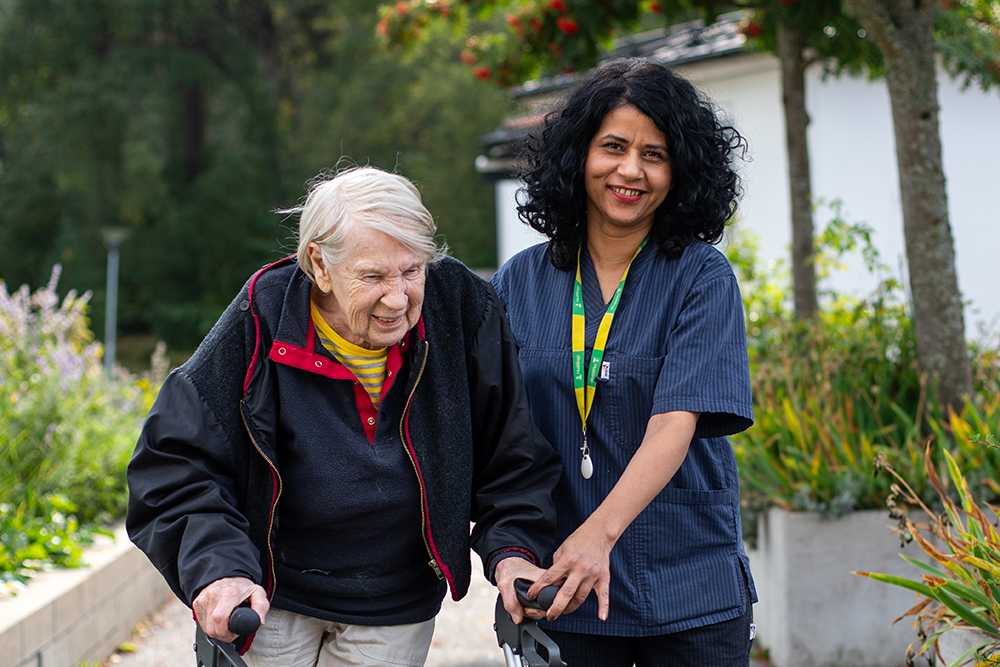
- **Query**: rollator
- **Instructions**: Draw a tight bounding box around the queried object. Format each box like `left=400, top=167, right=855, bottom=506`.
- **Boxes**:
left=194, top=606, right=259, bottom=667
left=194, top=578, right=565, bottom=667
left=495, top=579, right=566, bottom=667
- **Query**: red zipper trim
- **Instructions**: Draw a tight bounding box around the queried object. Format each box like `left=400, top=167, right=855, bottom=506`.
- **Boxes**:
left=402, top=392, right=457, bottom=600
left=243, top=255, right=296, bottom=394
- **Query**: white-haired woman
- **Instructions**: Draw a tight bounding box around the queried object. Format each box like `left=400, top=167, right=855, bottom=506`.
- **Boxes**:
left=127, top=166, right=561, bottom=667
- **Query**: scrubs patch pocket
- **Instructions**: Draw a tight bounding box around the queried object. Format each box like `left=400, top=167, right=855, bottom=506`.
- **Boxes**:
left=641, top=491, right=743, bottom=625
left=605, top=354, right=663, bottom=451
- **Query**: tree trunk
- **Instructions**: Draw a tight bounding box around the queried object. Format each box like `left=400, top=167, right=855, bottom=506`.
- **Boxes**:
left=843, top=0, right=972, bottom=412
left=181, top=83, right=205, bottom=183
left=222, top=0, right=284, bottom=198
left=778, top=23, right=818, bottom=321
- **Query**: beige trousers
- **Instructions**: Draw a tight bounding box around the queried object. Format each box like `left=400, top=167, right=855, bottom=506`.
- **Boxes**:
left=242, top=607, right=435, bottom=667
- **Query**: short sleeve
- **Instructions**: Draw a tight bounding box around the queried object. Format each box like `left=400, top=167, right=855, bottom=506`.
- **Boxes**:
left=651, top=271, right=753, bottom=438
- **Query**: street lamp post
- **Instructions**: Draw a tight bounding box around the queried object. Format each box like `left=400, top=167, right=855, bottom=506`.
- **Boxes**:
left=101, top=227, right=130, bottom=377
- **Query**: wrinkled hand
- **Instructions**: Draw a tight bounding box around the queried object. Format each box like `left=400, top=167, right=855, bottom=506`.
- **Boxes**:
left=528, top=521, right=612, bottom=622
left=494, top=557, right=548, bottom=625
left=192, top=577, right=269, bottom=642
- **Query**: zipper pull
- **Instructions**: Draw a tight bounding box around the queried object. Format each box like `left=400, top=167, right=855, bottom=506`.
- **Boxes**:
left=428, top=559, right=444, bottom=580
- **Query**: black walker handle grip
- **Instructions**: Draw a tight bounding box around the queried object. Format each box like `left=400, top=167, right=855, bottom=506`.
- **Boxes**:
left=229, top=606, right=261, bottom=637
left=514, top=578, right=560, bottom=612
left=495, top=583, right=567, bottom=667
left=195, top=606, right=260, bottom=667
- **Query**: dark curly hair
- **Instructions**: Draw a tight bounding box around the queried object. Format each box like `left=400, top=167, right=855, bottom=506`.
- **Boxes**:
left=517, top=58, right=748, bottom=270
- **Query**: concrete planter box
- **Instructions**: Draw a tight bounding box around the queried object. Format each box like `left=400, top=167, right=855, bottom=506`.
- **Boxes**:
left=746, top=507, right=930, bottom=667
left=937, top=627, right=997, bottom=666
left=0, top=523, right=173, bottom=667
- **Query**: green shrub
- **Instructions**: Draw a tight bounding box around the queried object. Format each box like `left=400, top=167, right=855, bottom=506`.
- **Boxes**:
left=728, top=205, right=1000, bottom=537
left=0, top=266, right=163, bottom=589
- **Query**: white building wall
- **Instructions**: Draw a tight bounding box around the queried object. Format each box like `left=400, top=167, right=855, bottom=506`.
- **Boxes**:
left=495, top=52, right=1000, bottom=337
left=496, top=178, right=546, bottom=263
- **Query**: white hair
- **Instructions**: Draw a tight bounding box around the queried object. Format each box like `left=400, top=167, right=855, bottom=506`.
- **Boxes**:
left=291, top=166, right=444, bottom=279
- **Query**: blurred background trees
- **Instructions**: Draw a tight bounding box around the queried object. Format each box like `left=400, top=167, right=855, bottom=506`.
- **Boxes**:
left=0, top=0, right=507, bottom=366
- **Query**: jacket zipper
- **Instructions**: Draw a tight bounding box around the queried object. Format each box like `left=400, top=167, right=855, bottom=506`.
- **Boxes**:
left=399, top=340, right=444, bottom=580
left=240, top=403, right=283, bottom=595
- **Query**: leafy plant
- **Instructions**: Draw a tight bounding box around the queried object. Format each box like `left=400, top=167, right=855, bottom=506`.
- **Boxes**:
left=728, top=206, right=1000, bottom=536
left=730, top=211, right=922, bottom=520
left=852, top=441, right=1000, bottom=667
left=0, top=266, right=163, bottom=590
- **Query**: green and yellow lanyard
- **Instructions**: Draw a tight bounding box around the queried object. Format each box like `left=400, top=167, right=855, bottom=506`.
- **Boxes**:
left=572, top=236, right=647, bottom=479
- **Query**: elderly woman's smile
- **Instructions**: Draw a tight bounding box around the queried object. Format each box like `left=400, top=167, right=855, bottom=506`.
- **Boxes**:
left=308, top=227, right=426, bottom=350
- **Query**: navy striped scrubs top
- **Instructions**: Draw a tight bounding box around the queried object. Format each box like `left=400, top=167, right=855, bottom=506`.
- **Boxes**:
left=491, top=239, right=756, bottom=637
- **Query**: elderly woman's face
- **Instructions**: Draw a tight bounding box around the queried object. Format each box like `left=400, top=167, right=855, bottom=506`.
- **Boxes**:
left=309, top=227, right=426, bottom=350
left=584, top=104, right=672, bottom=238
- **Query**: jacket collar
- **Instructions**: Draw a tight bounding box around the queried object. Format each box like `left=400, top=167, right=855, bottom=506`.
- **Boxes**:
left=257, top=260, right=425, bottom=378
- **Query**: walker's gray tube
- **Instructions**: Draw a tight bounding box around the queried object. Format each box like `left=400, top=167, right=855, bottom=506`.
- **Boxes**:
left=503, top=643, right=524, bottom=667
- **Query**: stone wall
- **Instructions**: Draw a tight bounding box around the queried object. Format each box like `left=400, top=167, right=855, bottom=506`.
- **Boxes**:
left=0, top=524, right=173, bottom=667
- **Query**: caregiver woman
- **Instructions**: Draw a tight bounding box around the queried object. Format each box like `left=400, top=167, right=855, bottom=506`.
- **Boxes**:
left=491, top=58, right=756, bottom=667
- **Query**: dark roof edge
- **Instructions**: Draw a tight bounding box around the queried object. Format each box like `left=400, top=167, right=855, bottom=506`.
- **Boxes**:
left=512, top=10, right=749, bottom=99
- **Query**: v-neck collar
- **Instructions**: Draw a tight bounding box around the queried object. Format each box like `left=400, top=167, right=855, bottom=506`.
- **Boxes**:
left=578, top=242, right=653, bottom=348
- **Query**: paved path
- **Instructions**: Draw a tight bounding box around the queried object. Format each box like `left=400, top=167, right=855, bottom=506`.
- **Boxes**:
left=110, top=568, right=504, bottom=667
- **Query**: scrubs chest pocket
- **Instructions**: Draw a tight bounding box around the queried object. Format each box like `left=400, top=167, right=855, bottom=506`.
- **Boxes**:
left=604, top=353, right=664, bottom=452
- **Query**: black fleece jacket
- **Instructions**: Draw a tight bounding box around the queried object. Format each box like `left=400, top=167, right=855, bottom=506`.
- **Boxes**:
left=126, top=256, right=561, bottom=620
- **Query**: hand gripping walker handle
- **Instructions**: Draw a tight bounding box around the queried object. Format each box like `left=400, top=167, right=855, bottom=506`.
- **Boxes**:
left=514, top=577, right=559, bottom=611
left=194, top=606, right=261, bottom=667
left=496, top=578, right=566, bottom=667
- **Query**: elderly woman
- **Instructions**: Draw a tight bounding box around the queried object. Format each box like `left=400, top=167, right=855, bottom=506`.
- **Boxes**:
left=490, top=59, right=756, bottom=666
left=127, top=166, right=561, bottom=667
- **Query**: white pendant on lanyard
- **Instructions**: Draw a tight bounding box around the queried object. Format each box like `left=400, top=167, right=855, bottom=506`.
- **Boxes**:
left=580, top=431, right=594, bottom=479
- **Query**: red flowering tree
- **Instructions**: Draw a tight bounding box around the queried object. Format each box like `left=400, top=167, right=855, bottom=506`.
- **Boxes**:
left=376, top=0, right=654, bottom=86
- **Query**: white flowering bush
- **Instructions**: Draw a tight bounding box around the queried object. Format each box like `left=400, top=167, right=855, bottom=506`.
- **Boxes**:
left=0, top=266, right=163, bottom=588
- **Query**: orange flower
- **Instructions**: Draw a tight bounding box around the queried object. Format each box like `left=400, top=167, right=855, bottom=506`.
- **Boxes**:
left=474, top=67, right=491, bottom=80
left=549, top=0, right=567, bottom=11
left=396, top=1, right=409, bottom=15
left=377, top=16, right=391, bottom=37
left=506, top=14, right=525, bottom=36
left=649, top=2, right=661, bottom=13
left=460, top=51, right=477, bottom=65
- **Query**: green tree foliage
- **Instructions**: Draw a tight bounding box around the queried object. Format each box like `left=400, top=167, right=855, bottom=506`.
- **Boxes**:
left=0, top=0, right=506, bottom=359
left=0, top=0, right=283, bottom=351
left=378, top=0, right=998, bottom=88
left=290, top=2, right=505, bottom=268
